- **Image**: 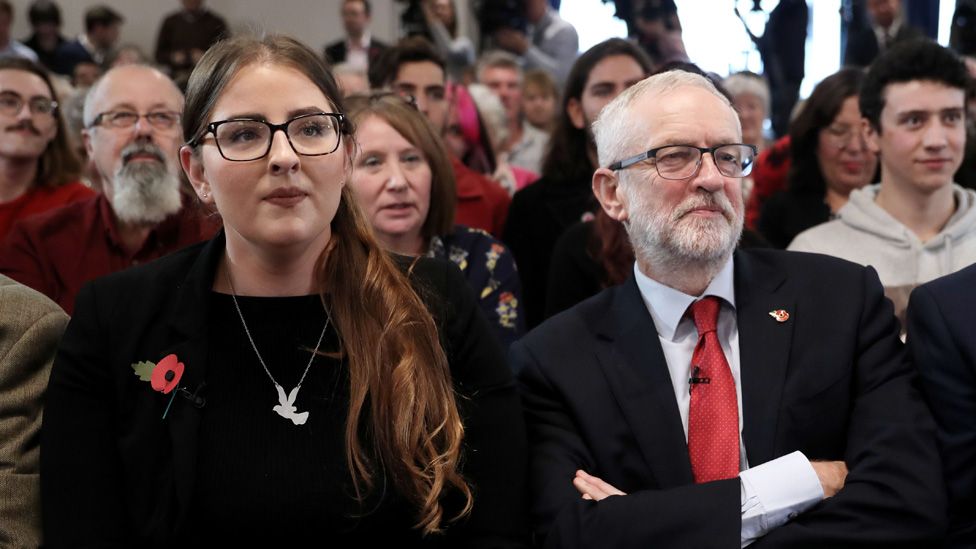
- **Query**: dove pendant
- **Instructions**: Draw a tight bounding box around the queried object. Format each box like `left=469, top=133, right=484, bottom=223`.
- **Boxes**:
left=272, top=383, right=309, bottom=425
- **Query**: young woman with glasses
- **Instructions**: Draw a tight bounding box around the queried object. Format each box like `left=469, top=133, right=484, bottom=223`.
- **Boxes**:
left=41, top=34, right=529, bottom=547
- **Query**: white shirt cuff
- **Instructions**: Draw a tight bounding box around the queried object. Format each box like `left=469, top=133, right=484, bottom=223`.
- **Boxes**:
left=739, top=450, right=824, bottom=547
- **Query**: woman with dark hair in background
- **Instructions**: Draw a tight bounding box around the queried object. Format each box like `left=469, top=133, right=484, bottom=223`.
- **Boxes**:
left=759, top=68, right=878, bottom=249
left=41, top=34, right=528, bottom=547
left=502, top=38, right=653, bottom=329
left=346, top=92, right=525, bottom=348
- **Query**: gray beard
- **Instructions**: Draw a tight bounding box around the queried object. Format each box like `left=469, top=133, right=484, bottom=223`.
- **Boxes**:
left=624, top=188, right=744, bottom=278
left=109, top=160, right=182, bottom=225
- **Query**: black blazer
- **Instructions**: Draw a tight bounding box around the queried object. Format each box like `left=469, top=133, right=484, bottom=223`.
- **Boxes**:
left=323, top=38, right=388, bottom=66
left=41, top=233, right=528, bottom=547
left=513, top=249, right=946, bottom=548
left=502, top=174, right=597, bottom=330
left=758, top=190, right=833, bottom=249
left=907, top=264, right=976, bottom=548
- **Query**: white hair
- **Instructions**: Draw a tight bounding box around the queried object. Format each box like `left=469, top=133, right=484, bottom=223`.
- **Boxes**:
left=723, top=72, right=771, bottom=116
left=82, top=64, right=182, bottom=127
left=475, top=49, right=523, bottom=83
left=593, top=70, right=736, bottom=171
left=467, top=83, right=509, bottom=147
left=110, top=154, right=182, bottom=225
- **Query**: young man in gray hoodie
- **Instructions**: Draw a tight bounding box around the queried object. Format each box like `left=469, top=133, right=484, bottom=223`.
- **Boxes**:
left=789, top=40, right=976, bottom=321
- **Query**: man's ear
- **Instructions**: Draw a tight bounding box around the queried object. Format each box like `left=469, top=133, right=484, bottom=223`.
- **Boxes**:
left=567, top=97, right=585, bottom=130
left=180, top=145, right=212, bottom=204
left=862, top=118, right=880, bottom=155
left=592, top=167, right=630, bottom=222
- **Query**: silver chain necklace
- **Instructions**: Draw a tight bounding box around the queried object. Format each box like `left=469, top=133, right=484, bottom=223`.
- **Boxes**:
left=225, top=270, right=330, bottom=426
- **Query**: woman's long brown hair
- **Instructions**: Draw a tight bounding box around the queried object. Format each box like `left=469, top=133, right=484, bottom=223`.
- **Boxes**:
left=183, top=34, right=472, bottom=535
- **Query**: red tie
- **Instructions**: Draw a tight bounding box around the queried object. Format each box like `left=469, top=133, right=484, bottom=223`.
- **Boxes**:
left=687, top=296, right=740, bottom=483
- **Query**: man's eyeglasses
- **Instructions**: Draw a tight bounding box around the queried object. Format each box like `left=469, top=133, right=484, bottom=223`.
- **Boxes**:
left=608, top=144, right=759, bottom=180
left=187, top=112, right=345, bottom=162
left=88, top=111, right=181, bottom=131
left=0, top=91, right=57, bottom=117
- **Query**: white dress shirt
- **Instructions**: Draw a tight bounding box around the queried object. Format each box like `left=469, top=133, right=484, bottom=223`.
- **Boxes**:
left=633, top=258, right=823, bottom=547
left=344, top=32, right=371, bottom=72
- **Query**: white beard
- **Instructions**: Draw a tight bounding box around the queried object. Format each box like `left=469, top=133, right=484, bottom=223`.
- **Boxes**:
left=109, top=158, right=182, bottom=225
left=624, top=186, right=744, bottom=274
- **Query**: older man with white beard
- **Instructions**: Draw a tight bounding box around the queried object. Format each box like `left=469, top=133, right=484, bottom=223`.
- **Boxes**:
left=512, top=70, right=946, bottom=548
left=0, top=64, right=217, bottom=313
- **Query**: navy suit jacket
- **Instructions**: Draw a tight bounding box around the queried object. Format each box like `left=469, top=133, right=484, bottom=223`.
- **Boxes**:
left=843, top=23, right=926, bottom=67
left=49, top=39, right=94, bottom=76
left=513, top=249, right=946, bottom=548
left=907, top=264, right=976, bottom=548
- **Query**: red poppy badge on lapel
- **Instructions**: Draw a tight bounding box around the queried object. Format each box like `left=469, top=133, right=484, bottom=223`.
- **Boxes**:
left=132, top=354, right=187, bottom=420
left=132, top=353, right=185, bottom=394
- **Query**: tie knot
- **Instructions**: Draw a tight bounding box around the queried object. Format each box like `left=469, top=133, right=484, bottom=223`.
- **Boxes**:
left=690, top=296, right=721, bottom=335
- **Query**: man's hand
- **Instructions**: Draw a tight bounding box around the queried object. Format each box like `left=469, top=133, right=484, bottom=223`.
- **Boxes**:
left=810, top=460, right=848, bottom=498
left=573, top=470, right=626, bottom=501
left=494, top=28, right=529, bottom=55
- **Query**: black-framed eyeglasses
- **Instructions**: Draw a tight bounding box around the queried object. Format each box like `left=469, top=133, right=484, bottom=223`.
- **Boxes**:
left=608, top=143, right=759, bottom=179
left=187, top=112, right=345, bottom=162
left=88, top=110, right=181, bottom=130
left=0, top=90, right=58, bottom=117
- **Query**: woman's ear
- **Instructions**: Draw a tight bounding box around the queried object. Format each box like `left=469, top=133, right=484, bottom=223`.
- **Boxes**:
left=180, top=145, right=213, bottom=204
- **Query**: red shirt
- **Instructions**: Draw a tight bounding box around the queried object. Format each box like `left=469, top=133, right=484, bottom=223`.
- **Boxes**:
left=452, top=156, right=511, bottom=238
left=745, top=135, right=792, bottom=230
left=0, top=181, right=96, bottom=240
left=0, top=194, right=219, bottom=314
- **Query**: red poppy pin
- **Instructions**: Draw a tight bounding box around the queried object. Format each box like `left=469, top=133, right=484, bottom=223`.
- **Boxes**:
left=131, top=354, right=186, bottom=419
left=768, top=309, right=790, bottom=323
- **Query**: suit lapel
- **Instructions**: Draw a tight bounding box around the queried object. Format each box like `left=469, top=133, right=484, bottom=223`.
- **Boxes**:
left=734, top=251, right=795, bottom=466
left=161, top=234, right=225, bottom=524
left=596, top=278, right=694, bottom=487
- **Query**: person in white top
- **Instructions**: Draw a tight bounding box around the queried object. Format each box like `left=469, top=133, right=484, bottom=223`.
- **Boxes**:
left=492, top=0, right=578, bottom=88
left=790, top=40, right=976, bottom=325
left=512, top=68, right=945, bottom=547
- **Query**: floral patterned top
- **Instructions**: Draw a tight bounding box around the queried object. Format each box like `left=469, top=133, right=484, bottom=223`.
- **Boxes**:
left=428, top=225, right=525, bottom=349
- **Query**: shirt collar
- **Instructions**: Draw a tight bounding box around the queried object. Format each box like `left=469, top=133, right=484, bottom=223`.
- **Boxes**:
left=873, top=17, right=903, bottom=40
left=348, top=32, right=371, bottom=49
left=78, top=33, right=96, bottom=56
left=633, top=255, right=736, bottom=341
